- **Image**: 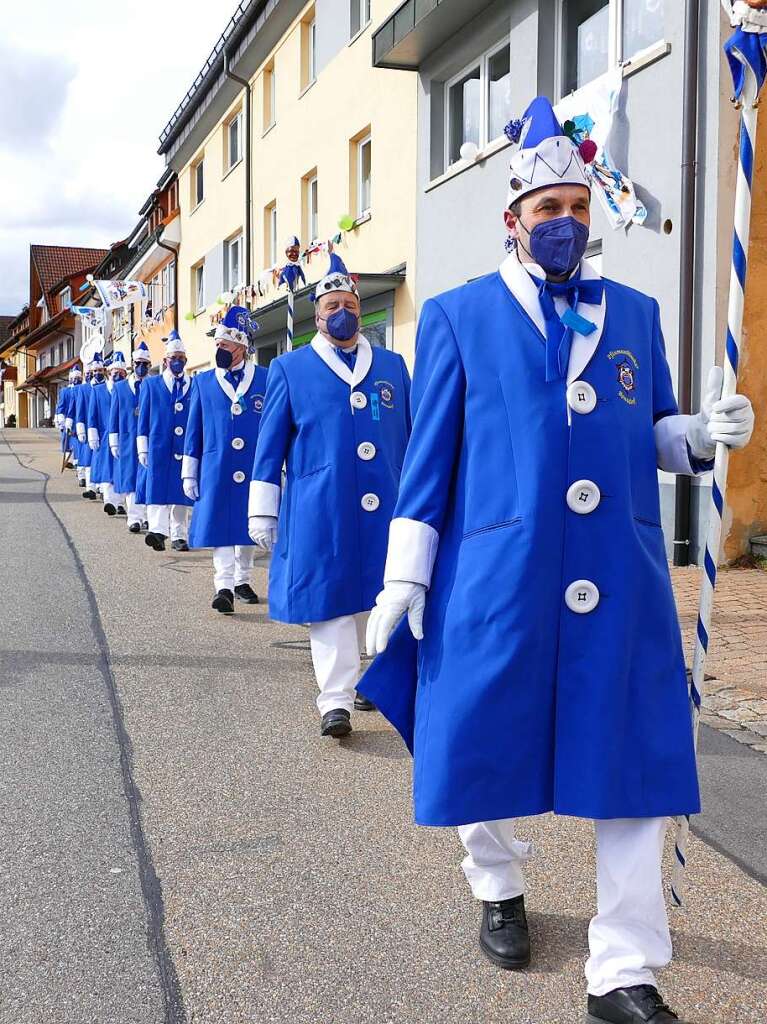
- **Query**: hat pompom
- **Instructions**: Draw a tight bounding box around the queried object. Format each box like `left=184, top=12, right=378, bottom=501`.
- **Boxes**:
left=504, top=118, right=526, bottom=144
left=579, top=140, right=598, bottom=164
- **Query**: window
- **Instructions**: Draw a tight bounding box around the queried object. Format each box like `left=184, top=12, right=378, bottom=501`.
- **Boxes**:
left=304, top=173, right=319, bottom=242
left=194, top=263, right=205, bottom=312
left=265, top=202, right=278, bottom=266
left=445, top=40, right=511, bottom=167
left=167, top=260, right=176, bottom=307
left=357, top=134, right=372, bottom=217
left=263, top=62, right=276, bottom=131
left=302, top=15, right=317, bottom=89
left=227, top=112, right=242, bottom=170
left=58, top=286, right=71, bottom=312
left=350, top=0, right=371, bottom=37
left=225, top=233, right=243, bottom=291
left=57, top=341, right=64, bottom=364
left=559, top=0, right=665, bottom=95
left=192, top=157, right=204, bottom=208
left=112, top=309, right=125, bottom=341
left=66, top=338, right=74, bottom=360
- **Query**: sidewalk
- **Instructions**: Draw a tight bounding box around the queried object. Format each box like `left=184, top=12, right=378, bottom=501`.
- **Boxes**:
left=672, top=566, right=767, bottom=754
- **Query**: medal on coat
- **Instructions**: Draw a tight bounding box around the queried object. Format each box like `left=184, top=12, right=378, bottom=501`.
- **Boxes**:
left=232, top=402, right=243, bottom=416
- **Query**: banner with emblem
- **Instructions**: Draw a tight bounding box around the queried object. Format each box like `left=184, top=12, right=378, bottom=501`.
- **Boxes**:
left=90, top=278, right=147, bottom=310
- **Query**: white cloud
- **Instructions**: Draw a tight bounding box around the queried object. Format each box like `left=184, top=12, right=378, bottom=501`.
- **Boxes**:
left=0, top=1, right=233, bottom=313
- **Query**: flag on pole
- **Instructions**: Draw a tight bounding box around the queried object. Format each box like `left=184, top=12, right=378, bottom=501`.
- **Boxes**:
left=90, top=278, right=147, bottom=310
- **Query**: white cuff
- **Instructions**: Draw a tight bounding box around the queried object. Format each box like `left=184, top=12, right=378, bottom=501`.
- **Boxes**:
left=87, top=427, right=99, bottom=444
left=181, top=455, right=199, bottom=481
left=384, top=517, right=440, bottom=588
left=655, top=414, right=696, bottom=476
left=249, top=479, right=281, bottom=518
left=136, top=435, right=149, bottom=456
left=55, top=414, right=64, bottom=428
left=108, top=433, right=119, bottom=448
left=65, top=417, right=74, bottom=430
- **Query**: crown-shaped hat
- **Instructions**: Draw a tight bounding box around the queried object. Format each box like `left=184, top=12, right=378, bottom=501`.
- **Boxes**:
left=132, top=340, right=151, bottom=363
left=285, top=235, right=300, bottom=249
left=69, top=364, right=83, bottom=378
left=506, top=96, right=593, bottom=206
left=165, top=328, right=186, bottom=356
left=312, top=253, right=358, bottom=303
left=91, top=351, right=105, bottom=368
left=214, top=305, right=260, bottom=347
left=110, top=351, right=127, bottom=370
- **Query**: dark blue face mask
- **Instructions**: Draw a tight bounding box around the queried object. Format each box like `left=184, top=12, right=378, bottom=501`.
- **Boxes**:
left=215, top=347, right=234, bottom=370
left=521, top=215, right=590, bottom=278
left=93, top=371, right=105, bottom=383
left=169, top=358, right=186, bottom=376
left=321, top=308, right=359, bottom=342
left=134, top=362, right=149, bottom=378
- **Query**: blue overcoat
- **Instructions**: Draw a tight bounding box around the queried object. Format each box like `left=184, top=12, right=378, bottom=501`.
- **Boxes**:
left=57, top=386, right=78, bottom=455
left=137, top=370, right=193, bottom=507
left=183, top=363, right=268, bottom=548
left=109, top=377, right=145, bottom=496
left=359, top=257, right=702, bottom=826
left=250, top=334, right=411, bottom=623
left=86, top=381, right=115, bottom=486
left=73, top=384, right=93, bottom=469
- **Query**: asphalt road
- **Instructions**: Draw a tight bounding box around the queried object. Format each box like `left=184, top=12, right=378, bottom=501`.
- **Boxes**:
left=1, top=428, right=766, bottom=1024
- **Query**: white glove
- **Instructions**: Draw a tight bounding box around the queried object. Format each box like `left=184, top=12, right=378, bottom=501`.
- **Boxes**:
left=728, top=2, right=767, bottom=31
left=686, top=366, right=755, bottom=460
left=366, top=581, right=427, bottom=656
left=138, top=452, right=148, bottom=468
left=55, top=415, right=64, bottom=429
left=249, top=515, right=278, bottom=550
left=183, top=478, right=199, bottom=501
left=89, top=438, right=100, bottom=452
left=76, top=428, right=86, bottom=442
left=110, top=445, right=119, bottom=459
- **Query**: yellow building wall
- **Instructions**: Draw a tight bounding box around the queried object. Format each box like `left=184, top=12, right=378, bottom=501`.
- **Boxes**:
left=174, top=0, right=417, bottom=369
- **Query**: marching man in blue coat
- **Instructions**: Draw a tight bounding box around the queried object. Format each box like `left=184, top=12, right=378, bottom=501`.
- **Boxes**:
left=361, top=98, right=755, bottom=1024
left=75, top=360, right=99, bottom=500
left=87, top=351, right=128, bottom=516
left=182, top=306, right=267, bottom=615
left=137, top=330, right=194, bottom=553
left=57, top=365, right=82, bottom=473
left=249, top=254, right=411, bottom=737
left=109, top=340, right=151, bottom=534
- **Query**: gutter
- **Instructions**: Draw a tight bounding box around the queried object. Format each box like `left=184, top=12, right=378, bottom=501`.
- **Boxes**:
left=673, top=0, right=701, bottom=567
left=224, top=47, right=253, bottom=290
left=157, top=231, right=180, bottom=331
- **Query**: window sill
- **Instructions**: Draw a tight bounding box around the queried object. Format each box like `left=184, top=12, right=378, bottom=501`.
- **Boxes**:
left=354, top=211, right=372, bottom=227
left=299, top=78, right=316, bottom=99
left=262, top=121, right=276, bottom=139
left=348, top=21, right=371, bottom=48
left=222, top=158, right=243, bottom=181
left=190, top=198, right=206, bottom=216
left=621, top=39, right=671, bottom=80
left=425, top=134, right=511, bottom=194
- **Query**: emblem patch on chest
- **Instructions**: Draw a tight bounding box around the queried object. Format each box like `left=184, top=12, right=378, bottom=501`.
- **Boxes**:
left=607, top=349, right=639, bottom=407
left=253, top=394, right=264, bottom=413
left=374, top=379, right=395, bottom=410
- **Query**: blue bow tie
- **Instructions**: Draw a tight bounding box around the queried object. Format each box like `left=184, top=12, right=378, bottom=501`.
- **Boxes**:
left=172, top=377, right=183, bottom=400
left=530, top=274, right=604, bottom=382
left=226, top=367, right=244, bottom=390
left=334, top=346, right=357, bottom=371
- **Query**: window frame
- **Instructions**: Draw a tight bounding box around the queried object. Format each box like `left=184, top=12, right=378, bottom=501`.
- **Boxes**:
left=308, top=18, right=317, bottom=85
left=194, top=263, right=206, bottom=313
left=265, top=203, right=278, bottom=267
left=192, top=157, right=205, bottom=208
left=263, top=62, right=276, bottom=132
left=307, top=173, right=319, bottom=242
left=227, top=111, right=242, bottom=170
left=443, top=37, right=510, bottom=170
left=357, top=134, right=372, bottom=218
left=224, top=232, right=244, bottom=291
left=58, top=286, right=72, bottom=312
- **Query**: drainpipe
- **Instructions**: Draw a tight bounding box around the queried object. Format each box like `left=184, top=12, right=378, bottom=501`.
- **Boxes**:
left=673, top=0, right=701, bottom=567
left=157, top=231, right=179, bottom=331
left=224, top=46, right=252, bottom=289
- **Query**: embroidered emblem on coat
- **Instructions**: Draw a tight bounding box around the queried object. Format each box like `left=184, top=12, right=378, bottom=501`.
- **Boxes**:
left=617, top=362, right=635, bottom=393
left=607, top=349, right=639, bottom=407
left=374, top=379, right=395, bottom=409
left=253, top=394, right=264, bottom=413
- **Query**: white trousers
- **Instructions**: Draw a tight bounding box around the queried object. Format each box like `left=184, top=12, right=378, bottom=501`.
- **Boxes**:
left=126, top=492, right=146, bottom=527
left=147, top=504, right=189, bottom=541
left=458, top=817, right=670, bottom=997
left=212, top=546, right=254, bottom=592
left=84, top=466, right=92, bottom=488
left=77, top=465, right=86, bottom=482
left=102, top=482, right=126, bottom=507
left=309, top=613, right=368, bottom=716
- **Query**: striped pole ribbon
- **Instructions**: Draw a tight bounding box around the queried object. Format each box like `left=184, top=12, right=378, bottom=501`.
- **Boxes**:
left=286, top=283, right=295, bottom=353
left=670, top=26, right=762, bottom=908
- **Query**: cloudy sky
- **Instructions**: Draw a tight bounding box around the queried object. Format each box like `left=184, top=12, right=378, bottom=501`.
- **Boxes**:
left=0, top=1, right=234, bottom=314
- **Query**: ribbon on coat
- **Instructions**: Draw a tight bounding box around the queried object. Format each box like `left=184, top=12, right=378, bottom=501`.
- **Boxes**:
left=530, top=274, right=604, bottom=382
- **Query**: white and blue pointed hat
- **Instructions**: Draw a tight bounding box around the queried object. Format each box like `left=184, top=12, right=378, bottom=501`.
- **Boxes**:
left=285, top=235, right=300, bottom=250
left=109, top=351, right=127, bottom=372
left=69, top=364, right=83, bottom=380
left=506, top=96, right=592, bottom=206
left=165, top=328, right=186, bottom=356
left=214, top=305, right=259, bottom=347
left=132, top=339, right=151, bottom=363
left=91, top=350, right=105, bottom=370
left=312, top=253, right=358, bottom=302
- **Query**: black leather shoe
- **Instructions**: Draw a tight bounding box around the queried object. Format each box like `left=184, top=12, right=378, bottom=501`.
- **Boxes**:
left=171, top=539, right=189, bottom=552
left=479, top=895, right=530, bottom=970
left=117, top=505, right=126, bottom=516
left=234, top=583, right=259, bottom=604
left=586, top=986, right=685, bottom=1024
left=78, top=479, right=85, bottom=488
left=212, top=589, right=235, bottom=615
left=321, top=709, right=352, bottom=738
left=354, top=692, right=376, bottom=711
left=144, top=532, right=166, bottom=551
left=128, top=523, right=142, bottom=534
left=82, top=489, right=97, bottom=500
left=104, top=503, right=116, bottom=516
left=142, top=520, right=149, bottom=531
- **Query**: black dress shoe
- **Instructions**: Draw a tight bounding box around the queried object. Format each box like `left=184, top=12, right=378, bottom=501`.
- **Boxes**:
left=586, top=986, right=685, bottom=1024
left=171, top=539, right=189, bottom=552
left=212, top=589, right=235, bottom=615
left=321, top=709, right=352, bottom=738
left=128, top=523, right=142, bottom=534
left=82, top=489, right=97, bottom=500
left=78, top=479, right=85, bottom=488
left=144, top=532, right=167, bottom=551
left=354, top=692, right=376, bottom=711
left=104, top=503, right=117, bottom=516
left=142, top=520, right=149, bottom=531
left=117, top=505, right=126, bottom=516
left=479, top=895, right=530, bottom=970
left=234, top=583, right=259, bottom=604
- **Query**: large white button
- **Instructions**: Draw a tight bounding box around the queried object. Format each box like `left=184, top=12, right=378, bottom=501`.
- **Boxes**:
left=232, top=437, right=245, bottom=451
left=233, top=471, right=246, bottom=483
left=357, top=442, right=376, bottom=461
left=351, top=391, right=367, bottom=410
left=565, top=580, right=600, bottom=614
left=567, top=380, right=597, bottom=415
left=174, top=401, right=184, bottom=412
left=566, top=479, right=601, bottom=515
left=361, top=492, right=380, bottom=512
left=174, top=453, right=182, bottom=461
left=174, top=425, right=184, bottom=436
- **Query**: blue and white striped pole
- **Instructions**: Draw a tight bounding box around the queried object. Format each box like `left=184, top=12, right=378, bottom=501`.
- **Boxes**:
left=286, top=283, right=295, bottom=353
left=671, top=10, right=766, bottom=907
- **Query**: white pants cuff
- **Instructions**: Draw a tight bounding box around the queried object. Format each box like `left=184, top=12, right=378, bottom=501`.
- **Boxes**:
left=85, top=467, right=92, bottom=488
left=213, top=546, right=254, bottom=592
left=147, top=504, right=189, bottom=540
left=77, top=466, right=86, bottom=481
left=458, top=819, right=532, bottom=902
left=309, top=613, right=369, bottom=717
left=126, top=493, right=145, bottom=527
left=102, top=482, right=125, bottom=506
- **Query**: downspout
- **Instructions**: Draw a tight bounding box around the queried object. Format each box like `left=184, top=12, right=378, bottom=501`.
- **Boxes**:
left=157, top=232, right=179, bottom=331
left=673, top=0, right=701, bottom=567
left=224, top=46, right=252, bottom=290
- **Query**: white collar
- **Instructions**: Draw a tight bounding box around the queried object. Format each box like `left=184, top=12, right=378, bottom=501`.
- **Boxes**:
left=498, top=254, right=606, bottom=384
left=214, top=362, right=256, bottom=405
left=310, top=333, right=373, bottom=388
left=162, top=368, right=190, bottom=395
